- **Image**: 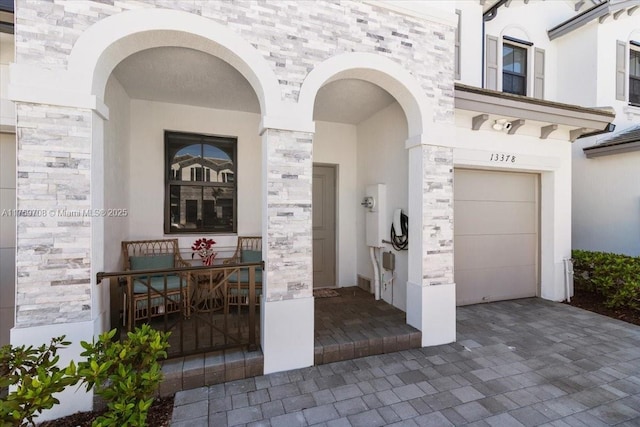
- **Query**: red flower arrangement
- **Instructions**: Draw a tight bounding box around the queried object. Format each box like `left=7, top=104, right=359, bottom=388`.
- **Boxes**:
left=191, top=238, right=217, bottom=266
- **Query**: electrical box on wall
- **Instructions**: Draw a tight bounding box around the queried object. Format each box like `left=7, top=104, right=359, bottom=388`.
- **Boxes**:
left=365, top=184, right=386, bottom=248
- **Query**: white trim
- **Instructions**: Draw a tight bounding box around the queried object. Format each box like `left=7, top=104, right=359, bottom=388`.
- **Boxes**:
left=623, top=104, right=640, bottom=120
left=261, top=297, right=314, bottom=374
left=66, top=8, right=281, bottom=117
left=298, top=52, right=433, bottom=138
left=406, top=281, right=456, bottom=346
left=259, top=116, right=315, bottom=135
left=9, top=64, right=110, bottom=119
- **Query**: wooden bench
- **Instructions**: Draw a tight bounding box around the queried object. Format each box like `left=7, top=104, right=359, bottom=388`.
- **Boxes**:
left=122, top=239, right=192, bottom=330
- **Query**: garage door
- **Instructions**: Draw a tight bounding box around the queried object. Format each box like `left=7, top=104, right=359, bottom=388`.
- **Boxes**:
left=454, top=169, right=538, bottom=306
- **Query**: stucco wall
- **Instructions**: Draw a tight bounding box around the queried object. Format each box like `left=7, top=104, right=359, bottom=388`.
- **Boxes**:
left=483, top=0, right=575, bottom=102
left=12, top=0, right=455, bottom=325
left=569, top=12, right=640, bottom=256
left=313, top=121, right=358, bottom=287
left=572, top=142, right=640, bottom=256
left=128, top=100, right=262, bottom=248
left=0, top=33, right=14, bottom=131
left=103, top=76, right=130, bottom=273
left=556, top=23, right=598, bottom=107
left=356, top=102, right=409, bottom=310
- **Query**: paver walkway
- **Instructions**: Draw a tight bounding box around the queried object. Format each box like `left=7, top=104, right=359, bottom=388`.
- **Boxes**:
left=170, top=298, right=640, bottom=426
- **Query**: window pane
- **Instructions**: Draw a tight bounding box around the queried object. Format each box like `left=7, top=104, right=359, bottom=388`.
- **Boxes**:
left=631, top=50, right=640, bottom=78
left=503, top=43, right=526, bottom=75
left=503, top=45, right=514, bottom=72
left=503, top=43, right=527, bottom=95
left=169, top=185, right=202, bottom=231
left=630, top=77, right=640, bottom=105
left=165, top=131, right=237, bottom=234
left=513, top=48, right=525, bottom=74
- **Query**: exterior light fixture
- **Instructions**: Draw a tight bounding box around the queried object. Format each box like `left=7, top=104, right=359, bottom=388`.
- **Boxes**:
left=493, top=119, right=513, bottom=131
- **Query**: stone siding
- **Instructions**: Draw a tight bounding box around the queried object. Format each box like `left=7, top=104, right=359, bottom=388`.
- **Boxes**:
left=422, top=144, right=454, bottom=286
left=15, top=103, right=92, bottom=327
left=13, top=0, right=455, bottom=323
left=263, top=129, right=313, bottom=301
left=14, top=0, right=454, bottom=120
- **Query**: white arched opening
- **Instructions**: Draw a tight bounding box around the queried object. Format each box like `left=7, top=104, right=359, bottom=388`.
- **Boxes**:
left=298, top=53, right=441, bottom=342
left=298, top=52, right=431, bottom=139
left=68, top=8, right=281, bottom=115
left=63, top=8, right=284, bottom=355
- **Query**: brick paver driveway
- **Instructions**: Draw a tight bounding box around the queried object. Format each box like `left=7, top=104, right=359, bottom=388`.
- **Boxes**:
left=170, top=298, right=640, bottom=426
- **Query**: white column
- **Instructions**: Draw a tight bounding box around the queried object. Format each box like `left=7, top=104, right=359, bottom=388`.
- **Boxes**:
left=406, top=138, right=456, bottom=347
left=260, top=127, right=315, bottom=374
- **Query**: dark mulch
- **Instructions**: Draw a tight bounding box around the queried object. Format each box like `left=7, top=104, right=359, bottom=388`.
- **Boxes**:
left=565, top=290, right=640, bottom=327
left=38, top=396, right=173, bottom=427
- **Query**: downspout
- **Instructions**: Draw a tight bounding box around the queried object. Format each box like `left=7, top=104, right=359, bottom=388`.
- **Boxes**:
left=369, top=247, right=381, bottom=300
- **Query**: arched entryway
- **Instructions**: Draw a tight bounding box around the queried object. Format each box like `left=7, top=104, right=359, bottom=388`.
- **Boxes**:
left=297, top=53, right=454, bottom=355
left=64, top=5, right=286, bottom=374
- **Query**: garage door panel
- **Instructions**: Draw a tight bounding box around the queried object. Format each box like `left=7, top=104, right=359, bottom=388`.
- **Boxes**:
left=455, top=264, right=537, bottom=306
left=454, top=169, right=538, bottom=306
left=455, top=234, right=537, bottom=270
left=454, top=200, right=537, bottom=235
left=455, top=169, right=537, bottom=202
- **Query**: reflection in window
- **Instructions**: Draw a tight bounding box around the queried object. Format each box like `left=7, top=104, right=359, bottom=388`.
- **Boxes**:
left=165, top=131, right=237, bottom=233
left=503, top=43, right=527, bottom=96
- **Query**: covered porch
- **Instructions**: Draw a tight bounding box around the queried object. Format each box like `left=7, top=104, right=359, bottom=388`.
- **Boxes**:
left=152, top=286, right=420, bottom=396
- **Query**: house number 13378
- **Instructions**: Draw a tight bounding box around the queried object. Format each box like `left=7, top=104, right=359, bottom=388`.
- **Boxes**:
left=490, top=153, right=516, bottom=163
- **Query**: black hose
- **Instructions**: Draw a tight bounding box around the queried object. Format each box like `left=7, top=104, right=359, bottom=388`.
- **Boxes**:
left=391, top=223, right=408, bottom=251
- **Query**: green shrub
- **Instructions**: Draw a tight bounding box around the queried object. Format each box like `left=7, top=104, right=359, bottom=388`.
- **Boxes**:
left=572, top=249, right=640, bottom=310
left=77, top=325, right=170, bottom=427
left=0, top=336, right=78, bottom=427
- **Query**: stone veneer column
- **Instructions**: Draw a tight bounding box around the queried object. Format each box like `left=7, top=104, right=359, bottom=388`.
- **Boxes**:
left=261, top=128, right=314, bottom=374
left=14, top=103, right=93, bottom=326
left=406, top=142, right=456, bottom=346
left=11, top=102, right=96, bottom=417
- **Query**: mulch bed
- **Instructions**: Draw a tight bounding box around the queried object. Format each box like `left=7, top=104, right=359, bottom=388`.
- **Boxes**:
left=565, top=290, right=640, bottom=327
left=38, top=396, right=174, bottom=427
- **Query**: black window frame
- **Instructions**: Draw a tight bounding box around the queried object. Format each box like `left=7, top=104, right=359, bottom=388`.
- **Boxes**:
left=164, top=130, right=237, bottom=234
left=502, top=42, right=528, bottom=96
left=630, top=48, right=640, bottom=107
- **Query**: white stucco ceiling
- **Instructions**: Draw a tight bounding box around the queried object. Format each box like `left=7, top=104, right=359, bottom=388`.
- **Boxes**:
left=112, top=47, right=396, bottom=125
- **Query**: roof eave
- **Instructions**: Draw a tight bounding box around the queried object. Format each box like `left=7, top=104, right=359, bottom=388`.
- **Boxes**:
left=548, top=0, right=640, bottom=41
left=454, top=84, right=615, bottom=137
left=584, top=140, right=640, bottom=158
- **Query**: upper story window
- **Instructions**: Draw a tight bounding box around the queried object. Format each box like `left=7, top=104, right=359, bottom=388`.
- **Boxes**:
left=165, top=131, right=237, bottom=234
left=485, top=34, right=544, bottom=99
left=616, top=40, right=640, bottom=106
left=630, top=47, right=640, bottom=106
left=502, top=43, right=527, bottom=96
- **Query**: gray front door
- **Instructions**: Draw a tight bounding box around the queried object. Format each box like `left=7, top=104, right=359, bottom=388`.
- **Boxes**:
left=313, top=164, right=336, bottom=288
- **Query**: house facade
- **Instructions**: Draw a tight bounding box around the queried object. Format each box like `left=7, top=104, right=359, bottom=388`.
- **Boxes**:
left=0, top=0, right=619, bottom=419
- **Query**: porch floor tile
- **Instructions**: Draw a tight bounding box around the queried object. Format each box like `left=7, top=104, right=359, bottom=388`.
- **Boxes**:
left=160, top=286, right=416, bottom=395
left=170, top=298, right=640, bottom=426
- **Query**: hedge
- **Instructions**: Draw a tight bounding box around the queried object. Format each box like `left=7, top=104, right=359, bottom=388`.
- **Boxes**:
left=572, top=249, right=640, bottom=311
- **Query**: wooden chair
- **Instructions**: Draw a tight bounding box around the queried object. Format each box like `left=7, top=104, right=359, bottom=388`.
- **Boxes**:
left=121, top=239, right=192, bottom=330
left=223, top=236, right=262, bottom=306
